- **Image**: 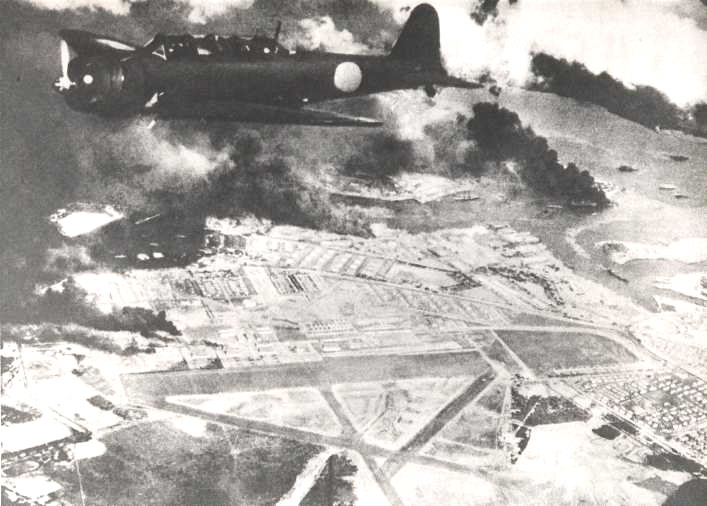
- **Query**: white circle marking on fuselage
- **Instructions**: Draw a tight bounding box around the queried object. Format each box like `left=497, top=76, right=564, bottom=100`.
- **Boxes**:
left=333, top=62, right=362, bottom=93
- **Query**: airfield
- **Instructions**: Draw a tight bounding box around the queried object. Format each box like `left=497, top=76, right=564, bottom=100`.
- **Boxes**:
left=5, top=0, right=707, bottom=502
left=4, top=214, right=706, bottom=505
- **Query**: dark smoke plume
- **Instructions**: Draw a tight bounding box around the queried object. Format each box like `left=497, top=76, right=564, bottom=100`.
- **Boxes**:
left=530, top=53, right=707, bottom=138
left=470, top=0, right=517, bottom=25
left=1, top=0, right=393, bottom=321
left=2, top=322, right=163, bottom=355
left=32, top=277, right=180, bottom=337
left=693, top=103, right=707, bottom=134
left=207, top=142, right=371, bottom=235
left=423, top=114, right=480, bottom=175
left=463, top=102, right=609, bottom=207
left=342, top=133, right=417, bottom=180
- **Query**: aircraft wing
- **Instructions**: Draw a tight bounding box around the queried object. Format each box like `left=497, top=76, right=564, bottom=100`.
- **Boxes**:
left=153, top=99, right=382, bottom=127
left=435, top=75, right=484, bottom=89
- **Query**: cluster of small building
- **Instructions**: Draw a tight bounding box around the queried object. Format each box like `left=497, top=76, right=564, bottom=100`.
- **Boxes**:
left=216, top=341, right=320, bottom=369
left=173, top=269, right=256, bottom=301
left=673, top=426, right=707, bottom=465
left=643, top=336, right=707, bottom=379
left=1, top=407, right=92, bottom=505
left=251, top=235, right=400, bottom=281
left=483, top=227, right=556, bottom=270
left=268, top=270, right=322, bottom=296
left=340, top=279, right=509, bottom=324
left=189, top=227, right=519, bottom=325
left=70, top=221, right=559, bottom=377
left=570, top=370, right=707, bottom=437
left=203, top=220, right=566, bottom=319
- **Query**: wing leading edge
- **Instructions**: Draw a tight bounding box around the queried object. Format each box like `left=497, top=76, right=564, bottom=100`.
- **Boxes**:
left=154, top=99, right=382, bottom=127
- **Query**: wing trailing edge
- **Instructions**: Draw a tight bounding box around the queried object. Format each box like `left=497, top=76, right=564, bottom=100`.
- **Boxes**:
left=154, top=99, right=382, bottom=127
left=431, top=73, right=484, bottom=90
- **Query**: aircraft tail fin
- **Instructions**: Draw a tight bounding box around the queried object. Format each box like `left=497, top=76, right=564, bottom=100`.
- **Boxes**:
left=389, top=4, right=442, bottom=68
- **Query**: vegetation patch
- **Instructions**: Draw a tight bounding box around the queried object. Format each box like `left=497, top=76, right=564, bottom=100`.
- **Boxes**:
left=301, top=453, right=358, bottom=506
left=510, top=387, right=589, bottom=426
left=46, top=420, right=321, bottom=505
left=495, top=330, right=637, bottom=372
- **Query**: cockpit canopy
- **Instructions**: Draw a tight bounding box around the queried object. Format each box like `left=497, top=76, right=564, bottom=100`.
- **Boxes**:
left=145, top=33, right=289, bottom=61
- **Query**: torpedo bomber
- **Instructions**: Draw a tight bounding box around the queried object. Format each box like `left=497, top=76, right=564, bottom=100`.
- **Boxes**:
left=54, top=3, right=481, bottom=126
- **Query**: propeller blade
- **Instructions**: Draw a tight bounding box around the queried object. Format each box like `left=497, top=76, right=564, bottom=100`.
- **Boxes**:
left=59, top=29, right=137, bottom=56
left=55, top=38, right=74, bottom=91
left=60, top=39, right=70, bottom=80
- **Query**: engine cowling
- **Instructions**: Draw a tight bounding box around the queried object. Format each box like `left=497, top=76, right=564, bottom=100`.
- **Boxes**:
left=57, top=55, right=150, bottom=116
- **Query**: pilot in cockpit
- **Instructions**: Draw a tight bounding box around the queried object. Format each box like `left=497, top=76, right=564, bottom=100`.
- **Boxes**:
left=199, top=34, right=224, bottom=55
left=145, top=34, right=198, bottom=60
left=144, top=32, right=287, bottom=61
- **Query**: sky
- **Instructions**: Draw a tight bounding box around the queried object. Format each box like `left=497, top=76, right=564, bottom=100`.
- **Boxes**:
left=371, top=0, right=707, bottom=107
left=16, top=0, right=707, bottom=105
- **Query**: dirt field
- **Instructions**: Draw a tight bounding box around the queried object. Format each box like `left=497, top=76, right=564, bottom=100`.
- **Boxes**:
left=495, top=330, right=637, bottom=372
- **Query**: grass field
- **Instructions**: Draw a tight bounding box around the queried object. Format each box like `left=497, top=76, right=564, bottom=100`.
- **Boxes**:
left=438, top=406, right=500, bottom=449
left=477, top=382, right=507, bottom=414
left=495, top=330, right=637, bottom=373
left=482, top=338, right=525, bottom=374
left=300, top=453, right=357, bottom=506
left=334, top=376, right=475, bottom=450
left=431, top=382, right=507, bottom=451
left=168, top=387, right=342, bottom=436
left=47, top=419, right=321, bottom=505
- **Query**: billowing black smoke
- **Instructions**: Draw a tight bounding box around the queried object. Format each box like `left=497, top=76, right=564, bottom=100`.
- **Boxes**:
left=1, top=0, right=394, bottom=320
left=342, top=133, right=416, bottom=180
left=530, top=53, right=707, bottom=138
left=419, top=102, right=609, bottom=207
left=470, top=0, right=517, bottom=25
left=423, top=114, right=478, bottom=175
left=30, top=277, right=180, bottom=337
left=206, top=131, right=371, bottom=235
left=455, top=103, right=609, bottom=207
left=693, top=103, right=707, bottom=134
left=2, top=0, right=618, bottom=328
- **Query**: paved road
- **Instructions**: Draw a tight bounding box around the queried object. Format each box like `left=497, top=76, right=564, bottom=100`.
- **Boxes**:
left=131, top=366, right=497, bottom=506
left=320, top=387, right=358, bottom=438
left=362, top=453, right=404, bottom=506
left=121, top=350, right=487, bottom=401
left=146, top=398, right=478, bottom=471
left=274, top=264, right=611, bottom=330
left=122, top=349, right=508, bottom=504
left=381, top=370, right=496, bottom=477
left=486, top=329, right=536, bottom=378
left=319, top=387, right=405, bottom=506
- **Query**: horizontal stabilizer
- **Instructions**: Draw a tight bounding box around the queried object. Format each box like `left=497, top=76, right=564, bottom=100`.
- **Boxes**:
left=153, top=99, right=382, bottom=127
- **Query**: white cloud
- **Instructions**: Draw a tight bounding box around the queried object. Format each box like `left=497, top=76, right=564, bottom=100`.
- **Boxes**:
left=372, top=0, right=707, bottom=107
left=184, top=0, right=255, bottom=24
left=108, top=121, right=232, bottom=191
left=501, top=0, right=707, bottom=106
left=23, top=0, right=255, bottom=21
left=295, top=16, right=370, bottom=54
left=25, top=0, right=130, bottom=14
left=28, top=0, right=707, bottom=106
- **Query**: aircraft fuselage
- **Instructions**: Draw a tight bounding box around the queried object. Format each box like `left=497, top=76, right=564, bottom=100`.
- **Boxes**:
left=145, top=52, right=440, bottom=105
left=54, top=4, right=481, bottom=125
